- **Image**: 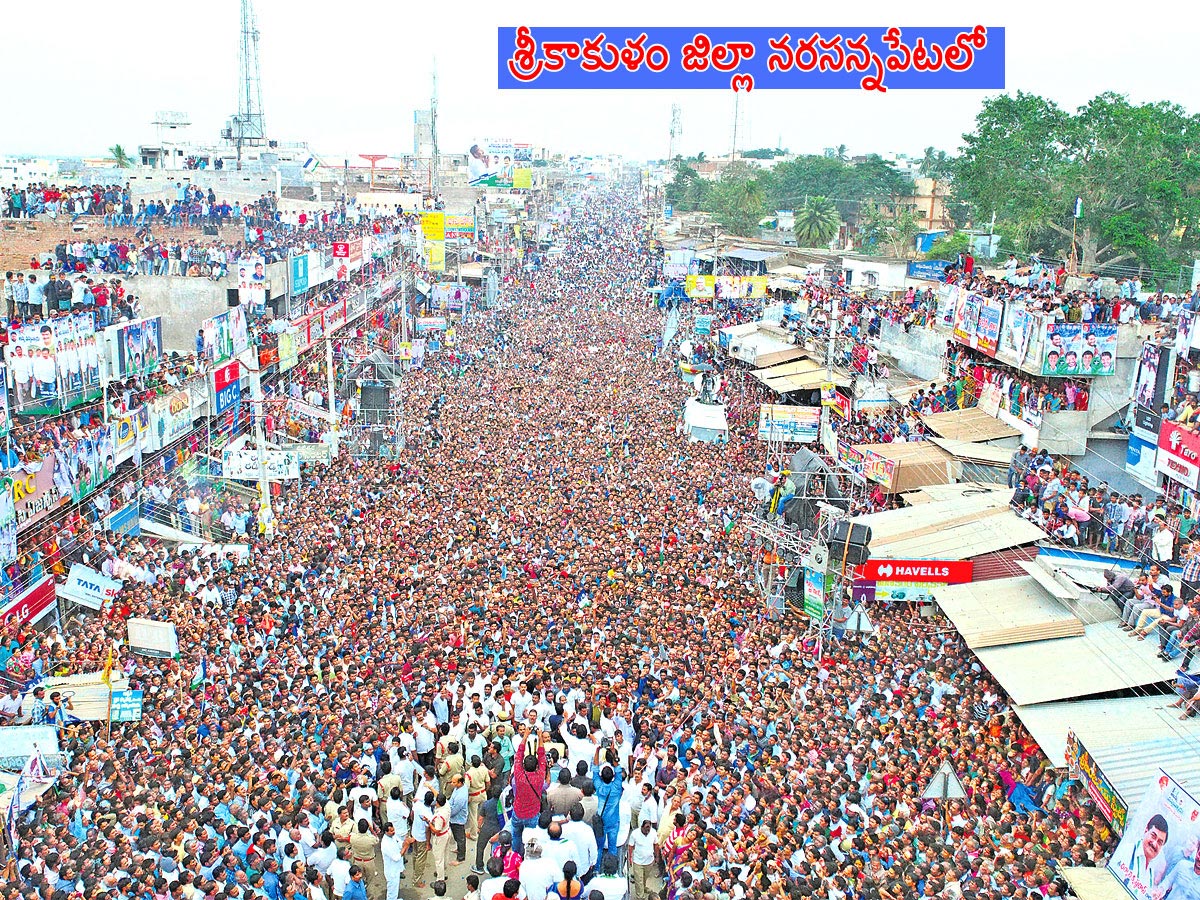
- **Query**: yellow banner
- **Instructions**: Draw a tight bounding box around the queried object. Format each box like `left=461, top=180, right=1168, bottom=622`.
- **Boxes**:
left=420, top=211, right=446, bottom=241
left=425, top=241, right=445, bottom=272
left=513, top=168, right=533, bottom=189
left=684, top=275, right=768, bottom=300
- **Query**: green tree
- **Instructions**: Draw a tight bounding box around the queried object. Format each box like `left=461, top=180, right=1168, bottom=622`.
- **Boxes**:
left=741, top=147, right=786, bottom=160
left=924, top=231, right=970, bottom=261
left=857, top=202, right=922, bottom=258
left=664, top=155, right=710, bottom=213
left=793, top=197, right=841, bottom=247
left=953, top=91, right=1200, bottom=272
left=705, top=162, right=765, bottom=237
left=109, top=144, right=133, bottom=168
left=766, top=154, right=911, bottom=227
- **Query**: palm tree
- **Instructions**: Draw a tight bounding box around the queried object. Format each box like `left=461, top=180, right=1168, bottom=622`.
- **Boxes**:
left=109, top=144, right=133, bottom=169
left=793, top=197, right=841, bottom=247
left=918, top=147, right=952, bottom=230
left=835, top=144, right=848, bottom=162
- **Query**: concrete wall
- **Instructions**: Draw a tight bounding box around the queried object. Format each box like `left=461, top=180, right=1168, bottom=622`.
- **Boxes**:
left=132, top=258, right=288, bottom=352
left=877, top=321, right=947, bottom=381
left=81, top=167, right=282, bottom=203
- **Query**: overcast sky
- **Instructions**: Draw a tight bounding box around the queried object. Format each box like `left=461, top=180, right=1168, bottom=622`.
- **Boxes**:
left=6, top=0, right=1199, bottom=164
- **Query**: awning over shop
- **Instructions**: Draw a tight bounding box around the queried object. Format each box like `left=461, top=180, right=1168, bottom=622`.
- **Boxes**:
left=753, top=347, right=810, bottom=369
left=754, top=358, right=822, bottom=380
left=927, top=437, right=1015, bottom=466
left=973, top=620, right=1180, bottom=706
left=933, top=576, right=1085, bottom=649
left=757, top=368, right=840, bottom=394
left=921, top=406, right=1021, bottom=442
left=855, top=489, right=1047, bottom=559
left=458, top=262, right=486, bottom=280
left=901, top=481, right=1006, bottom=505
left=850, top=441, right=960, bottom=494
left=1012, top=698, right=1200, bottom=792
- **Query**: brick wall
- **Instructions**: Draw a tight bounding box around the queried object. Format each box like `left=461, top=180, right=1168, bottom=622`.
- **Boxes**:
left=0, top=218, right=227, bottom=272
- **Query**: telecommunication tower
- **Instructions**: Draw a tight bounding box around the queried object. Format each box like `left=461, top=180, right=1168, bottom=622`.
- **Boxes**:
left=226, top=0, right=265, bottom=170
left=668, top=104, right=681, bottom=162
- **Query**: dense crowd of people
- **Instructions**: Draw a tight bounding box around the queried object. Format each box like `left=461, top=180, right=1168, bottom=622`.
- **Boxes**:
left=0, top=189, right=1132, bottom=900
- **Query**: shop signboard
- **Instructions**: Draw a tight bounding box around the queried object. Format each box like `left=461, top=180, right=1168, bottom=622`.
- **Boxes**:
left=1156, top=420, right=1200, bottom=490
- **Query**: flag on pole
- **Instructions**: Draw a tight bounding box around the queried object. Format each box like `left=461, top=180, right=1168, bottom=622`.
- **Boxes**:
left=190, top=658, right=207, bottom=691
left=1073, top=197, right=1083, bottom=219
left=101, top=646, right=114, bottom=687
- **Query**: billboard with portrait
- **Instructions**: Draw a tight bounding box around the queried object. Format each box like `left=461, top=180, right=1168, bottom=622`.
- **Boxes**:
left=3, top=312, right=101, bottom=415
left=1107, top=769, right=1200, bottom=900
left=237, top=255, right=267, bottom=307
left=114, top=317, right=164, bottom=379
left=1042, top=323, right=1118, bottom=377
left=468, top=139, right=517, bottom=187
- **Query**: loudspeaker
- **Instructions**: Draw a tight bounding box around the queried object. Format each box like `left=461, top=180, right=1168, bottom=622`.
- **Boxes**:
left=368, top=430, right=385, bottom=453
left=360, top=384, right=390, bottom=425
left=829, top=521, right=872, bottom=566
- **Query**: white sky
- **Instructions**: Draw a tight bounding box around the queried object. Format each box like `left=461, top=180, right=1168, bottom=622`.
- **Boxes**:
left=6, top=0, right=1199, bottom=163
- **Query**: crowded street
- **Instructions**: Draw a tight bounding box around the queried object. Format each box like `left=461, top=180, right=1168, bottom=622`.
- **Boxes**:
left=0, top=189, right=1119, bottom=900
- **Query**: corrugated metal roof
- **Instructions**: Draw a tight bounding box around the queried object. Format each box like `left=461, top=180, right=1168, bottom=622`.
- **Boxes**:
left=933, top=575, right=1085, bottom=648
left=973, top=619, right=1180, bottom=705
left=927, top=437, right=1014, bottom=466
left=1013, top=698, right=1200, bottom=806
left=856, top=491, right=1047, bottom=559
left=717, top=247, right=780, bottom=262
left=921, top=407, right=1021, bottom=442
left=972, top=546, right=1041, bottom=582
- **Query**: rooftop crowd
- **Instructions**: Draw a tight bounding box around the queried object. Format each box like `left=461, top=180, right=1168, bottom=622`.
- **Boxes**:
left=0, top=189, right=1126, bottom=900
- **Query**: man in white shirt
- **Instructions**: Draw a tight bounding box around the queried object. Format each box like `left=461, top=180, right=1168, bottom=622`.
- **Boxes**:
left=0, top=687, right=24, bottom=723
left=542, top=822, right=582, bottom=874
left=562, top=804, right=598, bottom=878
left=589, top=854, right=628, bottom=900
left=626, top=820, right=657, bottom=900
left=517, top=840, right=561, bottom=900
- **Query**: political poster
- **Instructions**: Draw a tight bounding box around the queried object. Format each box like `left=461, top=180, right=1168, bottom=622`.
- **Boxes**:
left=694, top=315, right=714, bottom=336
left=425, top=241, right=446, bottom=273
left=149, top=390, right=193, bottom=452
left=237, top=255, right=267, bottom=307
left=109, top=690, right=145, bottom=723
left=4, top=313, right=101, bottom=415
left=0, top=470, right=15, bottom=566
left=432, top=283, right=468, bottom=312
left=1107, top=769, right=1200, bottom=900
left=1066, top=730, right=1127, bottom=831
left=756, top=405, right=819, bottom=443
left=0, top=363, right=9, bottom=437
left=444, top=215, right=475, bottom=240
left=997, top=302, right=1035, bottom=367
left=1042, top=323, right=1118, bottom=377
left=222, top=449, right=301, bottom=481
left=907, top=260, right=951, bottom=281
left=468, top=138, right=518, bottom=187
left=664, top=250, right=695, bottom=279
left=975, top=295, right=1004, bottom=356
left=420, top=211, right=446, bottom=241
left=952, top=292, right=982, bottom=346
left=114, top=317, right=163, bottom=379
left=803, top=567, right=825, bottom=618
left=60, top=423, right=115, bottom=502
left=1082, top=323, right=1118, bottom=376
left=291, top=253, right=310, bottom=294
